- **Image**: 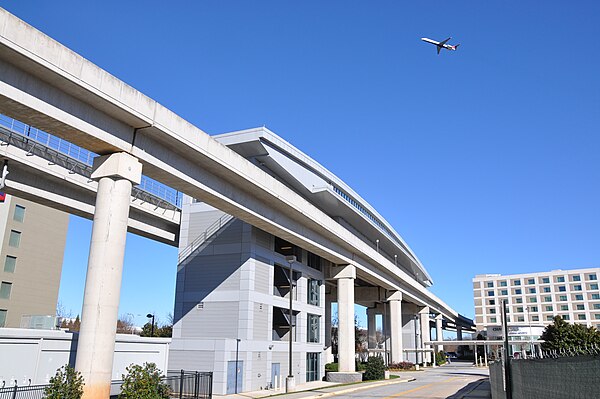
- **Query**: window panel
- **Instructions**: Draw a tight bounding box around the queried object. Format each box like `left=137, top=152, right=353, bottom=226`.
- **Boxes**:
left=8, top=231, right=21, bottom=248
left=13, top=205, right=25, bottom=222
left=0, top=282, right=12, bottom=299
left=3, top=256, right=16, bottom=273
left=307, top=314, right=320, bottom=343
left=0, top=309, right=6, bottom=327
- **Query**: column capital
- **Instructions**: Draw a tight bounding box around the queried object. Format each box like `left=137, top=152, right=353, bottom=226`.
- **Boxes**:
left=418, top=306, right=430, bottom=315
left=91, top=152, right=142, bottom=184
left=331, top=264, right=355, bottom=280
left=435, top=314, right=443, bottom=321
left=386, top=290, right=402, bottom=302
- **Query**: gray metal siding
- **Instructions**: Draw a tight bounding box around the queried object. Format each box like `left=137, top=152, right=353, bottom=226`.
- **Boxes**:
left=181, top=301, right=241, bottom=338
left=169, top=349, right=216, bottom=371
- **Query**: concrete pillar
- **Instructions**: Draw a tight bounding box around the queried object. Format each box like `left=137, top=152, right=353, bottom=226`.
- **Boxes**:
left=333, top=265, right=356, bottom=372
left=419, top=307, right=431, bottom=365
left=388, top=291, right=403, bottom=363
left=75, top=153, right=142, bottom=399
left=457, top=326, right=463, bottom=341
left=435, top=315, right=444, bottom=352
left=367, top=307, right=377, bottom=349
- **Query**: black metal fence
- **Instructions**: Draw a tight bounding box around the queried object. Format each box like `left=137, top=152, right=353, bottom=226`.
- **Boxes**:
left=0, top=370, right=212, bottom=399
left=490, top=353, right=600, bottom=399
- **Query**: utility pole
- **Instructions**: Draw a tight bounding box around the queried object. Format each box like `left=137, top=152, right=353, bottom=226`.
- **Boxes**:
left=502, top=300, right=513, bottom=399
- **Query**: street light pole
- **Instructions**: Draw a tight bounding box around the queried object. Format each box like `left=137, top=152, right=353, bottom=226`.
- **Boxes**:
left=285, top=255, right=296, bottom=393
left=235, top=338, right=241, bottom=394
left=414, top=315, right=420, bottom=370
left=146, top=313, right=155, bottom=337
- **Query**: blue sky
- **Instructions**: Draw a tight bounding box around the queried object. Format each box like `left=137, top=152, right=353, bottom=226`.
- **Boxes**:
left=3, top=1, right=599, bottom=328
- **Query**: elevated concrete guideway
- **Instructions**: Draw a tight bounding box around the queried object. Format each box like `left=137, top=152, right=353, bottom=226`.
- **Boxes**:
left=0, top=8, right=457, bottom=320
left=0, top=9, right=464, bottom=397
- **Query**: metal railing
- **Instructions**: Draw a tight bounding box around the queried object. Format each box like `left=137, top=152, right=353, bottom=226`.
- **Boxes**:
left=178, top=213, right=234, bottom=263
left=0, top=113, right=182, bottom=209
left=0, top=370, right=212, bottom=399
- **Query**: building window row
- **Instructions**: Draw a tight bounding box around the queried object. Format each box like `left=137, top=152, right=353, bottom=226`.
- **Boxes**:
left=480, top=273, right=598, bottom=289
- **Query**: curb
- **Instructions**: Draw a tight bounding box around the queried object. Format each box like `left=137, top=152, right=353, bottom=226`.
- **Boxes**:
left=300, top=377, right=417, bottom=399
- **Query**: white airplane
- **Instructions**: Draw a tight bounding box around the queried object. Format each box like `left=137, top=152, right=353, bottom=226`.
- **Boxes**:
left=421, top=37, right=460, bottom=54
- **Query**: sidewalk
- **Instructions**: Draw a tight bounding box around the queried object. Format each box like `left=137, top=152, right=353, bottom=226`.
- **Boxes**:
left=213, top=375, right=417, bottom=399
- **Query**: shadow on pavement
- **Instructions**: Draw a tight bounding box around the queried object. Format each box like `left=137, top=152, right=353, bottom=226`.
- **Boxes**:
left=445, top=378, right=491, bottom=399
left=444, top=372, right=489, bottom=377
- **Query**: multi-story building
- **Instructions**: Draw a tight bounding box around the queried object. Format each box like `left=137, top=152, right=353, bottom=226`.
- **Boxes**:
left=473, top=268, right=600, bottom=334
left=169, top=127, right=470, bottom=395
left=0, top=194, right=69, bottom=328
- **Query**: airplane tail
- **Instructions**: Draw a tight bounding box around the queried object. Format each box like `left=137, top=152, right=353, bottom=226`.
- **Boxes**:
left=454, top=44, right=460, bottom=50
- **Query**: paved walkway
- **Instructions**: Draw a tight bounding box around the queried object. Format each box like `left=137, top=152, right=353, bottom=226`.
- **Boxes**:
left=213, top=364, right=491, bottom=399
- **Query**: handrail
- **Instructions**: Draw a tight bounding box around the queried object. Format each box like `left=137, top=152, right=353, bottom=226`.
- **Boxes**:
left=178, top=213, right=234, bottom=264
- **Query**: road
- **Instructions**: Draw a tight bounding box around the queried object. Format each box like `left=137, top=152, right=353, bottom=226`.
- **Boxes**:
left=336, top=361, right=490, bottom=399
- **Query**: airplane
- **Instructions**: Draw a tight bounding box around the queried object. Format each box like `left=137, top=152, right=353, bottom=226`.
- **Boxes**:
left=421, top=37, right=460, bottom=54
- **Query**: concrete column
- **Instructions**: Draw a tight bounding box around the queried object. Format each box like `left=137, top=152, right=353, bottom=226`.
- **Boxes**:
left=333, top=265, right=356, bottom=372
left=388, top=291, right=403, bottom=363
left=457, top=326, right=463, bottom=341
left=435, top=315, right=444, bottom=352
left=75, top=153, right=142, bottom=399
left=367, top=307, right=377, bottom=349
left=419, top=307, right=431, bottom=365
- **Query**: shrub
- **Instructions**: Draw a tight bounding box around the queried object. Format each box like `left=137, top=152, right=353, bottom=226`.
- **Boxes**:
left=435, top=351, right=447, bottom=366
left=356, top=361, right=367, bottom=372
left=44, top=365, right=84, bottom=399
left=387, top=361, right=415, bottom=371
left=363, top=356, right=386, bottom=380
left=324, top=362, right=338, bottom=372
left=118, top=363, right=171, bottom=399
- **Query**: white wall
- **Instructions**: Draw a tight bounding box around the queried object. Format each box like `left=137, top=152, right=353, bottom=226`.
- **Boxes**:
left=0, top=328, right=170, bottom=387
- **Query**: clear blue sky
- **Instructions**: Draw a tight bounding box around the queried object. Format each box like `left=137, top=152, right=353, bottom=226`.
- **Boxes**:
left=3, top=1, right=599, bottom=328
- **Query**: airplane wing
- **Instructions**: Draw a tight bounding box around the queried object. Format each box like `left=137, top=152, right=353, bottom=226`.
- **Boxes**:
left=437, top=46, right=441, bottom=55
left=439, top=37, right=452, bottom=45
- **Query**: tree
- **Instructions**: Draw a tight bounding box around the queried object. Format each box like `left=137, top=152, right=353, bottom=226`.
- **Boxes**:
left=44, top=365, right=84, bottom=399
left=118, top=363, right=170, bottom=399
left=541, top=316, right=600, bottom=351
left=117, top=314, right=136, bottom=334
left=61, top=315, right=81, bottom=332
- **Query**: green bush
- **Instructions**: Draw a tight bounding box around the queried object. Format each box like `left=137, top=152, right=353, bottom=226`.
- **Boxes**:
left=118, top=363, right=171, bottom=399
left=44, top=365, right=84, bottom=399
left=363, top=356, right=386, bottom=380
left=435, top=351, right=447, bottom=366
left=324, top=362, right=338, bottom=372
left=356, top=361, right=367, bottom=371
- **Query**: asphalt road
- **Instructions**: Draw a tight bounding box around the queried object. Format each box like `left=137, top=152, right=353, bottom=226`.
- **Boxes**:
left=334, top=361, right=489, bottom=399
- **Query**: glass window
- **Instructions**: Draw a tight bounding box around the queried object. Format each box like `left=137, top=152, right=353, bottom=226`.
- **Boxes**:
left=13, top=205, right=25, bottom=222
left=516, top=298, right=523, bottom=304
left=595, top=314, right=600, bottom=320
left=578, top=314, right=586, bottom=320
left=532, top=315, right=539, bottom=322
left=559, top=295, right=568, bottom=301
left=544, top=296, right=552, bottom=302
left=590, top=283, right=599, bottom=290
left=515, top=289, right=522, bottom=295
left=530, top=306, right=538, bottom=312
left=576, top=304, right=585, bottom=310
left=489, top=299, right=496, bottom=305
left=487, top=282, right=494, bottom=288
left=563, top=315, right=570, bottom=321
left=594, top=304, right=600, bottom=310
left=0, top=309, right=6, bottom=327
left=560, top=305, right=569, bottom=311
left=558, top=286, right=566, bottom=292
left=8, top=230, right=21, bottom=248
left=307, top=314, right=320, bottom=343
left=517, top=316, right=525, bottom=322
left=546, top=315, right=554, bottom=321
left=572, top=275, right=581, bottom=282
left=489, top=308, right=496, bottom=314
left=592, top=294, right=600, bottom=300
left=306, top=352, right=319, bottom=382
left=3, top=256, right=16, bottom=273
left=573, top=285, right=582, bottom=291
left=490, top=317, right=497, bottom=323
left=516, top=306, right=523, bottom=312
left=557, top=276, right=565, bottom=283
left=500, top=289, right=508, bottom=296
left=499, top=281, right=507, bottom=287
left=545, top=306, right=553, bottom=311
left=527, top=278, right=535, bottom=285
left=541, top=277, right=550, bottom=284
left=487, top=291, right=494, bottom=297
left=575, top=294, right=584, bottom=301
left=307, top=279, right=320, bottom=306
left=529, top=288, right=536, bottom=294
left=0, top=282, right=12, bottom=299
left=513, top=280, right=521, bottom=286
left=589, top=274, right=598, bottom=281
left=543, top=287, right=551, bottom=293
left=529, top=297, right=537, bottom=303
